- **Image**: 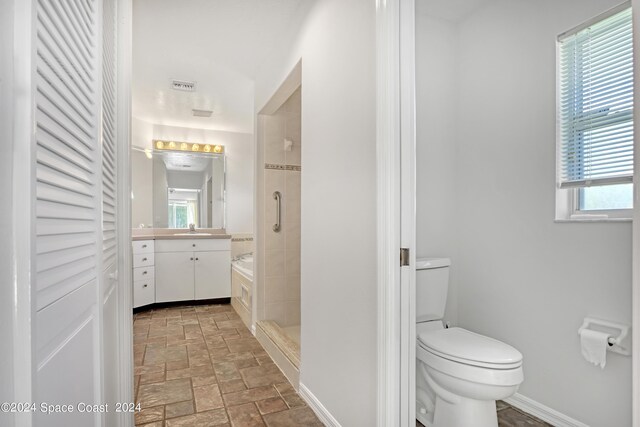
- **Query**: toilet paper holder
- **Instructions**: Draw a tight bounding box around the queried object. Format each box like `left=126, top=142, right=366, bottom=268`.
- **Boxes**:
left=578, top=317, right=631, bottom=356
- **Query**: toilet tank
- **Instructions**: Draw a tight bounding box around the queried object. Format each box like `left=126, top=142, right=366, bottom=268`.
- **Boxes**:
left=416, top=258, right=451, bottom=323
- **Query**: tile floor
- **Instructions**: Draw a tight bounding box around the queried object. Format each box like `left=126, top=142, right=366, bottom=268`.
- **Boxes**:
left=133, top=304, right=323, bottom=426
left=416, top=400, right=553, bottom=427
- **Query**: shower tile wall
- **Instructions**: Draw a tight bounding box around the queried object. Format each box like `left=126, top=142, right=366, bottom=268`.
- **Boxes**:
left=263, top=88, right=301, bottom=327
left=231, top=234, right=254, bottom=258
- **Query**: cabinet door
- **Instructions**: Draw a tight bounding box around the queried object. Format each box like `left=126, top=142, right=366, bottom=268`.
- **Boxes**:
left=155, top=252, right=195, bottom=302
left=133, top=278, right=155, bottom=309
left=195, top=251, right=231, bottom=299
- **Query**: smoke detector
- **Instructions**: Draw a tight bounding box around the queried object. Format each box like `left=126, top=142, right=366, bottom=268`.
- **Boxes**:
left=192, top=109, right=213, bottom=118
left=171, top=79, right=196, bottom=92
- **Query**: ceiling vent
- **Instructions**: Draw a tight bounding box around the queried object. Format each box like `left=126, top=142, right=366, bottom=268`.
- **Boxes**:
left=192, top=109, right=213, bottom=118
left=171, top=79, right=196, bottom=92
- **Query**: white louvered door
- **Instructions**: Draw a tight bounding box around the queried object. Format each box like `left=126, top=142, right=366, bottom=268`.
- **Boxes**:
left=33, top=0, right=119, bottom=425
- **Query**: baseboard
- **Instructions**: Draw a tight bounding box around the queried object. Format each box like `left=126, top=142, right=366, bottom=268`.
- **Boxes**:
left=132, top=297, right=231, bottom=313
left=505, top=393, right=589, bottom=427
left=299, top=383, right=342, bottom=427
left=254, top=325, right=299, bottom=388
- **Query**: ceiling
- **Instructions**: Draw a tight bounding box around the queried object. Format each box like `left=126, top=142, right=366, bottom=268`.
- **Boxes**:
left=132, top=0, right=310, bottom=134
left=416, top=0, right=493, bottom=23
left=161, top=152, right=216, bottom=172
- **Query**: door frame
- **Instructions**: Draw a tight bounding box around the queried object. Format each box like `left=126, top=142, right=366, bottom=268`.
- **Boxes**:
left=376, top=0, right=416, bottom=426
left=10, top=1, right=37, bottom=425
left=116, top=0, right=134, bottom=425
left=632, top=2, right=640, bottom=425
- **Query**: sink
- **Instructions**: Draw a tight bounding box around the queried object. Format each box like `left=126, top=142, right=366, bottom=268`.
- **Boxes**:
left=173, top=233, right=213, bottom=236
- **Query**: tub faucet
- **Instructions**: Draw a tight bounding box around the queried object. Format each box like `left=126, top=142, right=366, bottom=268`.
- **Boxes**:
left=189, top=223, right=196, bottom=232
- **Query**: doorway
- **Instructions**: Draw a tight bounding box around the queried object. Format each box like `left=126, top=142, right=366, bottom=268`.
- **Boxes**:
left=254, top=64, right=302, bottom=388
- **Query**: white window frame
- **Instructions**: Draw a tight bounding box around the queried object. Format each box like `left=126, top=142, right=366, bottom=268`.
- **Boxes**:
left=555, top=3, right=634, bottom=222
left=556, top=186, right=633, bottom=221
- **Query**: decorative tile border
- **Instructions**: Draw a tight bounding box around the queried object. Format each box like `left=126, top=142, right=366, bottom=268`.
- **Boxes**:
left=265, top=163, right=302, bottom=172
left=231, top=237, right=254, bottom=242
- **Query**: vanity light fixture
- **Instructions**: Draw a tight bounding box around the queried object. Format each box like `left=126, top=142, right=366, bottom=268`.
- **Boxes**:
left=153, top=139, right=225, bottom=155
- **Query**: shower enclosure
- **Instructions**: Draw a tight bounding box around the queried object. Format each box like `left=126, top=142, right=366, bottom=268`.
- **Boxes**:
left=256, top=82, right=302, bottom=385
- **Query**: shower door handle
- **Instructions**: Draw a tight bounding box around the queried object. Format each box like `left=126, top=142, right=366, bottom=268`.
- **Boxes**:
left=273, top=191, right=281, bottom=232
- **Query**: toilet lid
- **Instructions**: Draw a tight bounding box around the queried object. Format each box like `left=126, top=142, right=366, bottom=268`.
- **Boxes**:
left=417, top=327, right=523, bottom=369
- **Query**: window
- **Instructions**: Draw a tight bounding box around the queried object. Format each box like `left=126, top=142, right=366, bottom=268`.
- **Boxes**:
left=168, top=188, right=199, bottom=228
left=556, top=4, right=634, bottom=220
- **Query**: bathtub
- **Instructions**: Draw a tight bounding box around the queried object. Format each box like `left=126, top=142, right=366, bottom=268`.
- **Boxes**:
left=231, top=254, right=253, bottom=328
left=231, top=254, right=253, bottom=280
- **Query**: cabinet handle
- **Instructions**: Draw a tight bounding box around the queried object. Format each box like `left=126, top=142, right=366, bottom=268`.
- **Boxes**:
left=142, top=257, right=147, bottom=262
left=143, top=284, right=148, bottom=288
left=142, top=244, right=147, bottom=248
left=142, top=271, right=147, bottom=275
left=190, top=257, right=194, bottom=261
left=192, top=244, right=196, bottom=247
left=195, top=257, right=199, bottom=261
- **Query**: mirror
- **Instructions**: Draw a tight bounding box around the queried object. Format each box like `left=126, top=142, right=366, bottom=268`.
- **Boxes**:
left=131, top=147, right=226, bottom=229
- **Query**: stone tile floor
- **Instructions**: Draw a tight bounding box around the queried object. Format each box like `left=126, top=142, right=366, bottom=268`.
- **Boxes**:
left=417, top=400, right=553, bottom=427
left=495, top=400, right=553, bottom=427
left=133, top=303, right=323, bottom=426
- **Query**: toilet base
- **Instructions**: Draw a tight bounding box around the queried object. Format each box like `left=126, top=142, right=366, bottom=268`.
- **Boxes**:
left=418, top=395, right=498, bottom=427
left=416, top=357, right=509, bottom=427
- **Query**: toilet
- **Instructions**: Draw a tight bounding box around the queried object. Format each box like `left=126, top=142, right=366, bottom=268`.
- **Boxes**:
left=416, top=258, right=523, bottom=427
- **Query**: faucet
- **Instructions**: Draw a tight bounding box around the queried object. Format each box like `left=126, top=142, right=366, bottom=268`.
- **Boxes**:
left=232, top=252, right=253, bottom=262
left=189, top=223, right=196, bottom=232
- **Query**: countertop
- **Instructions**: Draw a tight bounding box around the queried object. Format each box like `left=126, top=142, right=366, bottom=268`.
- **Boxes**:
left=132, top=228, right=232, bottom=241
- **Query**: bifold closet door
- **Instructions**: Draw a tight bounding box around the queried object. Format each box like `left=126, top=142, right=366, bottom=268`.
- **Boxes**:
left=33, top=0, right=113, bottom=425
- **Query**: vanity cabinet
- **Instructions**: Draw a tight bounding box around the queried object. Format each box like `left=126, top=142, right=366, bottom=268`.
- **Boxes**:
left=132, top=240, right=155, bottom=308
left=155, top=239, right=231, bottom=303
left=155, top=252, right=195, bottom=302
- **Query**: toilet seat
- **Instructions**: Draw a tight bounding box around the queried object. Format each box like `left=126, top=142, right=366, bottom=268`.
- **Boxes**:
left=417, top=344, right=523, bottom=388
left=417, top=327, right=522, bottom=370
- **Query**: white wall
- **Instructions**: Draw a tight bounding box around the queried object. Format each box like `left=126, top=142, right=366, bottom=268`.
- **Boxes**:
left=417, top=1, right=632, bottom=425
left=415, top=11, right=459, bottom=325
left=131, top=150, right=153, bottom=227
left=166, top=170, right=205, bottom=189
left=255, top=0, right=377, bottom=425
left=132, top=116, right=153, bottom=149
left=152, top=124, right=254, bottom=234
left=152, top=155, right=169, bottom=227
left=0, top=0, right=14, bottom=417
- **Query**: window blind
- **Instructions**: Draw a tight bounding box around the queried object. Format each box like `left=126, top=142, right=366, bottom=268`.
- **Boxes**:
left=558, top=5, right=633, bottom=189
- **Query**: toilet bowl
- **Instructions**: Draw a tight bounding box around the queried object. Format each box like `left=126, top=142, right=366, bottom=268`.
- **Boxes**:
left=415, top=258, right=523, bottom=427
left=416, top=326, right=523, bottom=427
